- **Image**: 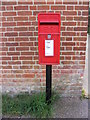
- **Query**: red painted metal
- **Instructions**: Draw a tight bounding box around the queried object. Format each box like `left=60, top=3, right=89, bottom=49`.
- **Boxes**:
left=38, top=13, right=61, bottom=65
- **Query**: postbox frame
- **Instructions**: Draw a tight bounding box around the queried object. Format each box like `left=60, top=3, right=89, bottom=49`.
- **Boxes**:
left=38, top=13, right=61, bottom=65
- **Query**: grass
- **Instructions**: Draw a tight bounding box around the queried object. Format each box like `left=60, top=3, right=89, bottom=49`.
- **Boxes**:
left=2, top=91, right=59, bottom=118
left=80, top=89, right=86, bottom=100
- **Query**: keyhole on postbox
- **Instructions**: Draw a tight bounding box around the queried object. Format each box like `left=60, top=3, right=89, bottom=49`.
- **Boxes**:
left=48, top=34, right=51, bottom=39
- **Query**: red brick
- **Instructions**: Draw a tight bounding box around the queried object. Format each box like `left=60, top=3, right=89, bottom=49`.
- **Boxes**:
left=80, top=52, right=85, bottom=55
left=22, top=73, right=34, bottom=78
left=38, top=6, right=49, bottom=10
left=3, top=12, right=16, bottom=16
left=65, top=56, right=71, bottom=60
left=62, top=42, right=75, bottom=46
left=79, top=61, right=85, bottom=64
left=51, top=6, right=65, bottom=10
left=6, top=43, right=18, bottom=46
left=73, top=56, right=85, bottom=60
left=78, top=11, right=81, bottom=15
left=82, top=11, right=89, bottom=16
left=30, top=37, right=36, bottom=41
left=12, top=57, right=18, bottom=60
left=19, top=32, right=33, bottom=36
left=6, top=6, right=13, bottom=10
left=2, top=47, right=8, bottom=51
left=2, top=17, right=6, bottom=21
left=17, top=22, right=31, bottom=26
left=30, top=47, right=37, bottom=51
left=34, top=0, right=46, bottom=4
left=83, top=1, right=89, bottom=5
left=80, top=42, right=86, bottom=46
left=14, top=17, right=28, bottom=21
left=63, top=1, right=77, bottom=4
left=20, top=42, right=33, bottom=46
left=55, top=0, right=62, bottom=4
left=67, top=27, right=73, bottom=31
left=2, top=57, right=11, bottom=60
left=60, top=56, right=64, bottom=60
left=14, top=6, right=28, bottom=10
left=63, top=22, right=76, bottom=26
left=66, top=17, right=73, bottom=21
left=61, top=16, right=65, bottom=21
left=21, top=52, right=34, bottom=56
left=29, top=27, right=35, bottom=31
left=62, top=32, right=76, bottom=36
left=15, top=37, right=29, bottom=41
left=61, top=27, right=65, bottom=31
left=20, top=66, right=32, bottom=69
left=7, top=28, right=13, bottom=32
left=2, top=61, right=7, bottom=64
left=18, top=11, right=32, bottom=16
left=7, top=52, right=20, bottom=56
left=33, top=11, right=40, bottom=15
left=61, top=61, right=75, bottom=65
left=16, top=47, right=29, bottom=51
left=2, top=1, right=16, bottom=5
left=67, top=6, right=73, bottom=10
left=1, top=28, right=5, bottom=32
left=22, top=61, right=35, bottom=64
left=2, top=22, right=16, bottom=27
left=47, top=0, right=54, bottom=4
left=18, top=1, right=32, bottom=4
left=81, top=32, right=87, bottom=36
left=7, top=17, right=13, bottom=21
left=1, top=6, right=5, bottom=11
left=14, top=27, right=28, bottom=31
left=75, top=6, right=88, bottom=10
left=62, top=52, right=75, bottom=55
left=7, top=38, right=14, bottom=41
left=33, top=56, right=38, bottom=60
left=5, top=32, right=18, bottom=37
left=73, top=47, right=86, bottom=51
left=63, top=11, right=77, bottom=15
left=61, top=37, right=65, bottom=41
left=74, top=17, right=88, bottom=21
left=34, top=65, right=39, bottom=69
left=9, top=47, right=15, bottom=51
left=74, top=27, right=87, bottom=31
left=74, top=37, right=87, bottom=41
left=29, top=16, right=36, bottom=21
left=34, top=32, right=38, bottom=36
left=30, top=6, right=36, bottom=10
left=32, top=22, right=38, bottom=26
left=20, top=56, right=32, bottom=60
left=66, top=47, right=72, bottom=50
left=3, top=66, right=12, bottom=69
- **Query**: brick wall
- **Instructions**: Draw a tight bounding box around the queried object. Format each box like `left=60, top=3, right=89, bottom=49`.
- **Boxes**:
left=1, top=0, right=89, bottom=96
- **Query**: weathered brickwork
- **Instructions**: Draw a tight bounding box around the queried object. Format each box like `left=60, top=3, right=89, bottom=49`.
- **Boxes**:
left=0, top=0, right=89, bottom=96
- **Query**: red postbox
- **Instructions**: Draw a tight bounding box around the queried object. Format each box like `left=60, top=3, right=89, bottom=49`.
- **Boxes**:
left=38, top=13, right=61, bottom=65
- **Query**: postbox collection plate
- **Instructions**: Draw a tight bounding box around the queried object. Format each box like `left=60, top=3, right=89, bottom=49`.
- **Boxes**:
left=38, top=13, right=61, bottom=65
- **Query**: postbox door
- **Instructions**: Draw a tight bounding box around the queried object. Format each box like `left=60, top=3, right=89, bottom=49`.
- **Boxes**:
left=39, top=34, right=60, bottom=64
left=38, top=13, right=60, bottom=65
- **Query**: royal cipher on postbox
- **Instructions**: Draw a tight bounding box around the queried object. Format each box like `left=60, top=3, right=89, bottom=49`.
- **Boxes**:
left=38, top=13, right=61, bottom=65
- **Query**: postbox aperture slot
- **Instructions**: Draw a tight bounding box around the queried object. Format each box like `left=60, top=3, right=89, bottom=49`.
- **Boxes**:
left=40, top=22, right=59, bottom=25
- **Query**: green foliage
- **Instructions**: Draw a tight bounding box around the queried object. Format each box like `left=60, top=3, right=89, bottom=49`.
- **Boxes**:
left=2, top=92, right=59, bottom=118
left=80, top=89, right=86, bottom=99
left=88, top=26, right=90, bottom=34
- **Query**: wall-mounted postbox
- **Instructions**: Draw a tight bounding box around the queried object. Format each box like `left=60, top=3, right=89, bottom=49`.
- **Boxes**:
left=38, top=13, right=61, bottom=65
